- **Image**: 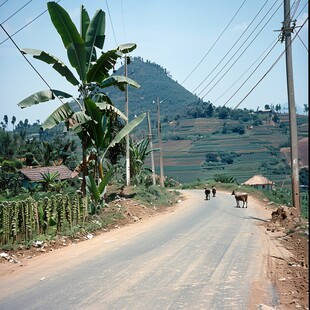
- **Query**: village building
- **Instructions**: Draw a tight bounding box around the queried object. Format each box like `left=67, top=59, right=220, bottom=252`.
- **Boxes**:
left=241, top=175, right=275, bottom=190
left=19, top=165, right=74, bottom=188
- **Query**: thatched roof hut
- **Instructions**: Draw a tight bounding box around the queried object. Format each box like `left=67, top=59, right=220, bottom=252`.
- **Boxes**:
left=242, top=175, right=275, bottom=190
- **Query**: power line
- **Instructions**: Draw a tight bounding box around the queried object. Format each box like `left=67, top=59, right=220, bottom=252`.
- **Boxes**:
left=0, top=24, right=64, bottom=105
left=213, top=39, right=278, bottom=104
left=160, top=0, right=248, bottom=105
left=293, top=1, right=309, bottom=51
left=0, top=0, right=32, bottom=25
left=0, top=0, right=8, bottom=8
left=0, top=0, right=9, bottom=7
left=105, top=0, right=118, bottom=47
left=297, top=32, right=308, bottom=51
left=222, top=40, right=279, bottom=107
left=120, top=0, right=126, bottom=42
left=0, top=0, right=61, bottom=46
left=226, top=0, right=307, bottom=108
left=192, top=0, right=271, bottom=94
left=233, top=17, right=308, bottom=110
left=198, top=0, right=282, bottom=100
left=181, top=0, right=248, bottom=86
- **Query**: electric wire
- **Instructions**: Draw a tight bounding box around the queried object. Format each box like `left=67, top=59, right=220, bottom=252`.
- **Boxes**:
left=198, top=0, right=283, bottom=100
left=120, top=0, right=126, bottom=42
left=213, top=38, right=278, bottom=104
left=180, top=0, right=248, bottom=86
left=293, top=1, right=309, bottom=51
left=223, top=0, right=307, bottom=108
left=0, top=0, right=61, bottom=46
left=0, top=24, right=64, bottom=105
left=160, top=0, right=248, bottom=105
left=233, top=17, right=308, bottom=110
left=192, top=0, right=271, bottom=94
left=105, top=0, right=118, bottom=47
left=222, top=40, right=279, bottom=107
left=297, top=32, right=308, bottom=51
left=0, top=0, right=32, bottom=25
left=0, top=0, right=8, bottom=8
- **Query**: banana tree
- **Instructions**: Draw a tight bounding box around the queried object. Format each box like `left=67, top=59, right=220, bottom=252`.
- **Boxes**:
left=18, top=2, right=142, bottom=195
left=85, top=113, right=146, bottom=209
left=129, top=138, right=159, bottom=185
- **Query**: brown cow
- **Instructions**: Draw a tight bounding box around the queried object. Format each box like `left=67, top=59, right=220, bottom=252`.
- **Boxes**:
left=231, top=190, right=248, bottom=208
left=212, top=186, right=216, bottom=197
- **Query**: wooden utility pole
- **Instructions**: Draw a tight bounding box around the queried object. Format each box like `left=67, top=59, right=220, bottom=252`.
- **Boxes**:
left=147, top=111, right=156, bottom=185
left=157, top=97, right=164, bottom=186
left=124, top=55, right=130, bottom=186
left=282, top=0, right=300, bottom=214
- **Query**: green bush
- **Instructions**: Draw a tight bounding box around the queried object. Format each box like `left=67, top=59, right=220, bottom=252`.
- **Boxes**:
left=213, top=174, right=236, bottom=183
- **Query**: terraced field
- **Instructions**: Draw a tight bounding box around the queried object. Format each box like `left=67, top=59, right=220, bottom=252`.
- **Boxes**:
left=151, top=114, right=308, bottom=186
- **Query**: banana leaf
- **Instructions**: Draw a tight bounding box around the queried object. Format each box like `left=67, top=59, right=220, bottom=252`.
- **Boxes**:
left=41, top=102, right=74, bottom=130
left=103, top=113, right=146, bottom=158
left=18, top=89, right=72, bottom=108
left=100, top=76, right=140, bottom=91
left=86, top=50, right=122, bottom=83
left=85, top=9, right=105, bottom=68
left=117, top=43, right=137, bottom=54
left=85, top=174, right=100, bottom=202
left=21, top=48, right=79, bottom=86
left=95, top=101, right=127, bottom=120
left=80, top=5, right=90, bottom=42
left=47, top=2, right=86, bottom=81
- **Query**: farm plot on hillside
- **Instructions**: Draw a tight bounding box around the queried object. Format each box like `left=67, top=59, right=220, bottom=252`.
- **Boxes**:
left=149, top=116, right=307, bottom=185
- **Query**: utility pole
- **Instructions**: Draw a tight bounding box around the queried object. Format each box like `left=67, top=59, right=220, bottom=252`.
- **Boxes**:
left=147, top=111, right=156, bottom=185
left=157, top=97, right=164, bottom=186
left=281, top=0, right=300, bottom=214
left=124, top=55, right=130, bottom=186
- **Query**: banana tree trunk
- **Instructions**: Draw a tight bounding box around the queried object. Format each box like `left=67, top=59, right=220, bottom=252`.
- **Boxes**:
left=81, top=131, right=88, bottom=196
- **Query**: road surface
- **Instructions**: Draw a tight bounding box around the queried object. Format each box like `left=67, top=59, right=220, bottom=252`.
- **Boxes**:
left=0, top=190, right=275, bottom=309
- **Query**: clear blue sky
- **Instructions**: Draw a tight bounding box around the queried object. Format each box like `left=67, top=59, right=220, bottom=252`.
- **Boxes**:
left=0, top=0, right=308, bottom=128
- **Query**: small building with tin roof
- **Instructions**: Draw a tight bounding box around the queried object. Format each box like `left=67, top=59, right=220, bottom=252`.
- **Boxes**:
left=19, top=165, right=74, bottom=188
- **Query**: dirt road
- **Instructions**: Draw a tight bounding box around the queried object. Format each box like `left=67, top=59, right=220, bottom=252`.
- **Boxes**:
left=0, top=190, right=307, bottom=309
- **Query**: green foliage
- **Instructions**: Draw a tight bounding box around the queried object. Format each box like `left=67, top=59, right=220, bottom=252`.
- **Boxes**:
left=213, top=174, right=236, bottom=183
left=129, top=138, right=155, bottom=185
left=299, top=167, right=308, bottom=186
left=262, top=188, right=308, bottom=219
left=135, top=185, right=179, bottom=207
left=17, top=2, right=144, bottom=199
left=0, top=193, right=88, bottom=245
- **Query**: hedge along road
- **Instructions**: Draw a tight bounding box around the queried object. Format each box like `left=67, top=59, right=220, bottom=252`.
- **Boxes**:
left=0, top=190, right=276, bottom=310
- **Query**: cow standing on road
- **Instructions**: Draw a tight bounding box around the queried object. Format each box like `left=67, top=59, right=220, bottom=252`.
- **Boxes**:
left=205, top=188, right=211, bottom=200
left=212, top=186, right=216, bottom=197
left=231, top=190, right=248, bottom=208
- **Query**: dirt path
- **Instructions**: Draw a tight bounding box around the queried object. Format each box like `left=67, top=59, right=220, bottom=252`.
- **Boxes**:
left=0, top=190, right=308, bottom=309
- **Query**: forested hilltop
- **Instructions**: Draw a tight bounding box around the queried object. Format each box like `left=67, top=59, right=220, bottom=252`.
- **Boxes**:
left=105, top=56, right=200, bottom=121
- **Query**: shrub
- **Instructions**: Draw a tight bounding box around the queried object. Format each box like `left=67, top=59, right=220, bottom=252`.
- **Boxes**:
left=213, top=174, right=236, bottom=183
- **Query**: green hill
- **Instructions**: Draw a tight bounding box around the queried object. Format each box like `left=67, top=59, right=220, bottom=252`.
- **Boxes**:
left=105, top=57, right=199, bottom=120
left=104, top=57, right=308, bottom=187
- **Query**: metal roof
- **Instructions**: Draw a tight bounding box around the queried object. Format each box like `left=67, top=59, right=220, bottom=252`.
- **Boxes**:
left=19, top=165, right=73, bottom=181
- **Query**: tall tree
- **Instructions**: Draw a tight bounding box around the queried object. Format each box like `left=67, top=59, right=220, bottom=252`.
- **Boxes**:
left=18, top=2, right=145, bottom=197
left=11, top=116, right=16, bottom=131
left=3, top=115, right=8, bottom=130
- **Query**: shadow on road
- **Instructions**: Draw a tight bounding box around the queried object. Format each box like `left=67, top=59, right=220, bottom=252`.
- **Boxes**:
left=244, top=216, right=269, bottom=222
